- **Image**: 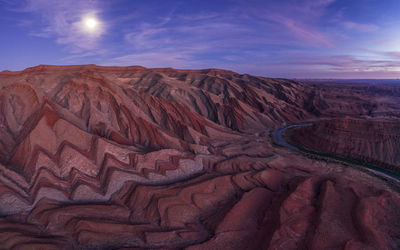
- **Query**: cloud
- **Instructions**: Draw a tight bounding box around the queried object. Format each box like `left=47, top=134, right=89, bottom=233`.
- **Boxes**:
left=105, top=1, right=342, bottom=73
left=110, top=1, right=339, bottom=68
left=239, top=56, right=400, bottom=78
left=341, top=21, right=378, bottom=32
left=267, top=14, right=333, bottom=47
left=385, top=52, right=400, bottom=58
left=295, top=0, right=335, bottom=18
left=110, top=10, right=263, bottom=67
left=11, top=0, right=106, bottom=53
left=239, top=0, right=336, bottom=48
left=279, top=55, right=400, bottom=72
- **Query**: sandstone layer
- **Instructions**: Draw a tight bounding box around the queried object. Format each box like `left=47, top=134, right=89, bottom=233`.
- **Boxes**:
left=288, top=118, right=400, bottom=174
left=0, top=65, right=399, bottom=249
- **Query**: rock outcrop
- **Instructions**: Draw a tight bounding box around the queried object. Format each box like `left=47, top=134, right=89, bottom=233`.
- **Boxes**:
left=288, top=118, right=400, bottom=173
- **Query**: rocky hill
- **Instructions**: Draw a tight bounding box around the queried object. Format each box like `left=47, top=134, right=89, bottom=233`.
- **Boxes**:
left=0, top=65, right=399, bottom=249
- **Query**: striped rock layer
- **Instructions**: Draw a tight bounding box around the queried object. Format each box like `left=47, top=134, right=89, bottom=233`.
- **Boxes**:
left=0, top=65, right=399, bottom=249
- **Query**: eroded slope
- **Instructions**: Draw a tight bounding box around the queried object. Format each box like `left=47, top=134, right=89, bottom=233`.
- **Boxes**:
left=0, top=65, right=399, bottom=249
left=288, top=118, right=400, bottom=172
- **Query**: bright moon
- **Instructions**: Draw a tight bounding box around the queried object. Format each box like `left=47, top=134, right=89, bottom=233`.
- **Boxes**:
left=80, top=15, right=103, bottom=36
left=84, top=17, right=98, bottom=30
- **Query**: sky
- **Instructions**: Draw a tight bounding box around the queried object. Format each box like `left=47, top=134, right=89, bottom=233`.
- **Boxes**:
left=1, top=0, right=400, bottom=78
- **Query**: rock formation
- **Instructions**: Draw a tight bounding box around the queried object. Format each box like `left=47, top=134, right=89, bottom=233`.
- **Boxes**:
left=288, top=118, right=400, bottom=173
left=0, top=65, right=399, bottom=249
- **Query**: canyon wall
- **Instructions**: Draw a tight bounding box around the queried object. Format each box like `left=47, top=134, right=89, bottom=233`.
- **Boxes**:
left=288, top=118, right=400, bottom=173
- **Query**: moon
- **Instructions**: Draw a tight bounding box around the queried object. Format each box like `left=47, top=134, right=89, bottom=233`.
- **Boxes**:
left=84, top=17, right=98, bottom=31
left=85, top=18, right=98, bottom=29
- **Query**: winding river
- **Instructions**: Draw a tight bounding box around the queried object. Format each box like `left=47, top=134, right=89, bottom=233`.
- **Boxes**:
left=272, top=123, right=313, bottom=150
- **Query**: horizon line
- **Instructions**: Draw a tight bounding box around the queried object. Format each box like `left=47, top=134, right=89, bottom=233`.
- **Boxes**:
left=1, top=64, right=400, bottom=81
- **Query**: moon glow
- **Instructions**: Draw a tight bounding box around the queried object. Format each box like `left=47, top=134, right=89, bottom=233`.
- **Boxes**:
left=84, top=17, right=98, bottom=31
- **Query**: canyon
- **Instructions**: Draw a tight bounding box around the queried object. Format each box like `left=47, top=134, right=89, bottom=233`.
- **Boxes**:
left=0, top=65, right=399, bottom=249
left=287, top=118, right=400, bottom=175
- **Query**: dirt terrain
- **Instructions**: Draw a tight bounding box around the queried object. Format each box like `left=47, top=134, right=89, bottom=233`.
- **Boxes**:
left=0, top=65, right=399, bottom=249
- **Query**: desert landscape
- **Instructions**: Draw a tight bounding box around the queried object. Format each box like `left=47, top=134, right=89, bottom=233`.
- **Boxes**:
left=0, top=65, right=399, bottom=249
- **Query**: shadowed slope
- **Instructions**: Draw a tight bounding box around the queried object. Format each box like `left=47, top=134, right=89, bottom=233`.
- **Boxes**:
left=288, top=118, right=400, bottom=172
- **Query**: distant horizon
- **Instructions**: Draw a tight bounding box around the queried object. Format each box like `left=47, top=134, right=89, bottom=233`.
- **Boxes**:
left=2, top=63, right=400, bottom=81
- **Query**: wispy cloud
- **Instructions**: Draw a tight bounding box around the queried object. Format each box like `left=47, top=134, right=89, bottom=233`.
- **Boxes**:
left=107, top=0, right=339, bottom=68
left=267, top=14, right=333, bottom=47
left=236, top=0, right=336, bottom=48
left=341, top=21, right=378, bottom=32
left=108, top=8, right=263, bottom=68
left=10, top=0, right=106, bottom=53
left=385, top=52, right=400, bottom=59
left=274, top=54, right=400, bottom=74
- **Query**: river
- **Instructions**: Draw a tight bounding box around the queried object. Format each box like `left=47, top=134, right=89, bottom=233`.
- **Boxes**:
left=273, top=123, right=312, bottom=150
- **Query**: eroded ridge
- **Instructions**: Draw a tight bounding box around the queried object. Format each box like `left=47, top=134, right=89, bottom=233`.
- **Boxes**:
left=0, top=65, right=399, bottom=249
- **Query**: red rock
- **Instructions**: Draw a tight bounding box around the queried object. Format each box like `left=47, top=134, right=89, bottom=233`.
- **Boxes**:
left=288, top=118, right=400, bottom=173
left=0, top=65, right=398, bottom=249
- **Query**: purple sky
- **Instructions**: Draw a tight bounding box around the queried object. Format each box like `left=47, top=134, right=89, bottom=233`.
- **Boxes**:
left=1, top=0, right=400, bottom=78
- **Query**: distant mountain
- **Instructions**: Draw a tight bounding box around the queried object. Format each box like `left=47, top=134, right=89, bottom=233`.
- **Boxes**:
left=300, top=78, right=400, bottom=86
